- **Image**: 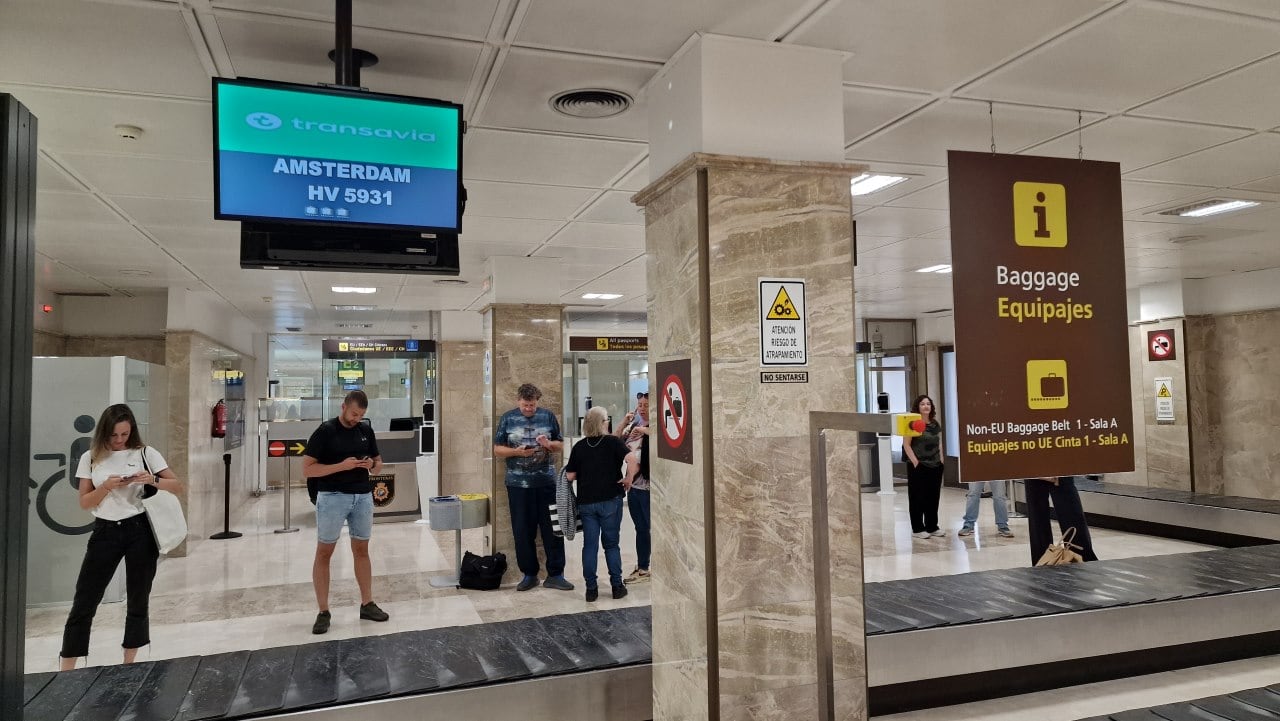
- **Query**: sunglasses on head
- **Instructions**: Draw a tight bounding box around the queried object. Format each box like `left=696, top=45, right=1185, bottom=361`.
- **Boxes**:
left=637, top=392, right=648, bottom=399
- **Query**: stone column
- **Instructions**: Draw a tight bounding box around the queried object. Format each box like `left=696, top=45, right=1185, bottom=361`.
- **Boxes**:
left=482, top=304, right=564, bottom=562
left=636, top=154, right=865, bottom=720
left=439, top=340, right=486, bottom=496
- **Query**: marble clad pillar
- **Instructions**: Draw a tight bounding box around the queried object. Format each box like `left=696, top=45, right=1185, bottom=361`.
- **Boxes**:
left=635, top=153, right=865, bottom=720
left=482, top=304, right=564, bottom=566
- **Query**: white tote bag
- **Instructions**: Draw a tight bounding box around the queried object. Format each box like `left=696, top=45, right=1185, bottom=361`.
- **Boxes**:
left=139, top=448, right=188, bottom=554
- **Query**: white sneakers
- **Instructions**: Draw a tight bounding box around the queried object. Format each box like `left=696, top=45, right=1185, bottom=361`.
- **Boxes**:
left=912, top=531, right=931, bottom=539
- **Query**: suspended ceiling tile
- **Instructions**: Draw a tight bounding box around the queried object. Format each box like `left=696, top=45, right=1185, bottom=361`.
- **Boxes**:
left=458, top=215, right=561, bottom=246
left=0, top=0, right=208, bottom=97
left=847, top=99, right=1097, bottom=166
left=614, top=158, right=649, bottom=192
left=37, top=156, right=87, bottom=193
left=36, top=191, right=120, bottom=224
left=515, top=0, right=813, bottom=61
left=464, top=128, right=645, bottom=187
left=479, top=48, right=655, bottom=141
left=1120, top=181, right=1217, bottom=214
left=576, top=191, right=644, bottom=224
left=547, top=221, right=645, bottom=250
left=843, top=87, right=931, bottom=143
left=793, top=0, right=1108, bottom=92
left=1133, top=52, right=1280, bottom=130
left=852, top=206, right=950, bottom=238
left=1126, top=133, right=1280, bottom=187
left=1237, top=174, right=1280, bottom=194
left=960, top=2, right=1280, bottom=112
left=1179, top=0, right=1280, bottom=20
left=847, top=161, right=948, bottom=208
left=218, top=14, right=481, bottom=103
left=885, top=182, right=950, bottom=211
left=1028, top=116, right=1249, bottom=173
left=212, top=0, right=502, bottom=40
left=111, top=196, right=222, bottom=230
left=58, top=153, right=213, bottom=199
left=463, top=180, right=597, bottom=220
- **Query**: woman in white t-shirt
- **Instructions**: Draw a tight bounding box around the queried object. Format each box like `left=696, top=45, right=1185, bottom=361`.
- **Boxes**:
left=58, top=404, right=182, bottom=671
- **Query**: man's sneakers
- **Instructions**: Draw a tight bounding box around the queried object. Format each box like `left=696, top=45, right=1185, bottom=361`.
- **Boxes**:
left=543, top=575, right=575, bottom=591
left=360, top=602, right=390, bottom=622
left=624, top=567, right=651, bottom=585
left=612, top=584, right=628, bottom=600
left=998, top=527, right=1016, bottom=538
left=958, top=527, right=975, bottom=537
left=313, top=603, right=389, bottom=635
left=516, top=575, right=539, bottom=592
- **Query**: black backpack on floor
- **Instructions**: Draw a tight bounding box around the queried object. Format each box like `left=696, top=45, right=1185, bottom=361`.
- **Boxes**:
left=457, top=551, right=507, bottom=591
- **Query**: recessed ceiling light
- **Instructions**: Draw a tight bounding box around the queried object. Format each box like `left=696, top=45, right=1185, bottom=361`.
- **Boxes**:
left=433, top=278, right=469, bottom=285
left=332, top=305, right=378, bottom=311
left=336, top=322, right=374, bottom=329
left=1159, top=198, right=1261, bottom=218
left=332, top=286, right=376, bottom=294
left=118, top=268, right=152, bottom=277
left=915, top=264, right=951, bottom=273
left=850, top=173, right=909, bottom=196
left=582, top=292, right=624, bottom=300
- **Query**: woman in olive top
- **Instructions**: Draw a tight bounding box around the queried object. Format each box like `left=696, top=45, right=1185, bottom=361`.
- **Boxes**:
left=903, top=395, right=945, bottom=539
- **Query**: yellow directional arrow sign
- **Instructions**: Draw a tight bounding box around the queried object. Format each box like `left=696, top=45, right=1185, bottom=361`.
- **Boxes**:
left=289, top=442, right=306, bottom=456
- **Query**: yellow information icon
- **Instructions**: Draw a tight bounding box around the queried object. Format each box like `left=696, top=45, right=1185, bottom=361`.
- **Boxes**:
left=1026, top=359, right=1069, bottom=410
left=1013, top=181, right=1068, bottom=248
left=596, top=338, right=610, bottom=350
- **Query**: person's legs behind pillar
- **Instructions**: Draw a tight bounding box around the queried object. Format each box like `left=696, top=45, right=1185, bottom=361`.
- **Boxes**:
left=991, top=480, right=1013, bottom=537
left=959, top=481, right=985, bottom=536
left=535, top=483, right=573, bottom=590
left=1048, top=476, right=1097, bottom=561
left=625, top=488, right=651, bottom=584
left=507, top=485, right=542, bottom=591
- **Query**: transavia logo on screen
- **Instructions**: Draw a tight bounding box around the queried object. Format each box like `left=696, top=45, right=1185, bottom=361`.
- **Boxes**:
left=245, top=112, right=436, bottom=142
left=245, top=112, right=283, bottom=130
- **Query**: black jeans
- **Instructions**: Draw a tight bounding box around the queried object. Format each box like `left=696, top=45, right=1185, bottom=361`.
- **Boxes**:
left=61, top=514, right=159, bottom=658
left=906, top=462, right=944, bottom=533
left=1024, top=477, right=1098, bottom=565
left=507, top=485, right=566, bottom=578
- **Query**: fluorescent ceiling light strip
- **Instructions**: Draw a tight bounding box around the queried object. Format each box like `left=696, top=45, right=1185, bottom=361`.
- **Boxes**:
left=582, top=293, right=623, bottom=300
left=933, top=265, right=952, bottom=274
left=1179, top=200, right=1259, bottom=218
left=850, top=173, right=909, bottom=196
left=332, top=286, right=376, bottom=294
left=916, top=264, right=949, bottom=273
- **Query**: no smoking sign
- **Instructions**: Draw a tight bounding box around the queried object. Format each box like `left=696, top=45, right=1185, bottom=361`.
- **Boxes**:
left=1147, top=328, right=1176, bottom=362
left=655, top=359, right=693, bottom=464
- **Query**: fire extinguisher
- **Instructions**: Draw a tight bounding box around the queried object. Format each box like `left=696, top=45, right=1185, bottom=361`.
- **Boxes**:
left=212, top=399, right=227, bottom=438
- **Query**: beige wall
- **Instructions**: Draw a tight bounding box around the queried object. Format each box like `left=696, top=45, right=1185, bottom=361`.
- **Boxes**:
left=1186, top=308, right=1280, bottom=499
left=1112, top=321, right=1192, bottom=490
left=65, top=335, right=166, bottom=366
left=33, top=330, right=66, bottom=356
left=440, top=341, right=486, bottom=496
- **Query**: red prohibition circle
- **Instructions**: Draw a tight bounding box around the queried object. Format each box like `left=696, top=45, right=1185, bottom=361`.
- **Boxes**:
left=268, top=441, right=286, bottom=457
left=661, top=374, right=687, bottom=448
left=1151, top=334, right=1172, bottom=356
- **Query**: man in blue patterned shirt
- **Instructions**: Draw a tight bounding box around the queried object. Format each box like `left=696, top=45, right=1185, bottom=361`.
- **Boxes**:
left=493, top=383, right=572, bottom=592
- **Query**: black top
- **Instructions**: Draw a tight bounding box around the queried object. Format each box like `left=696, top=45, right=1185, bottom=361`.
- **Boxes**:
left=565, top=435, right=630, bottom=506
left=305, top=418, right=381, bottom=494
left=910, top=420, right=943, bottom=467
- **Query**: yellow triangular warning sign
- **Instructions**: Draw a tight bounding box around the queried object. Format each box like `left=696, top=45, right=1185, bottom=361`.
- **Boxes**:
left=766, top=286, right=799, bottom=320
left=1157, top=384, right=1171, bottom=398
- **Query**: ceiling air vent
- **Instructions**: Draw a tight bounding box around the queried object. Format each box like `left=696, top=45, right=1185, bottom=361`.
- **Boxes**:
left=336, top=323, right=373, bottom=329
left=550, top=89, right=633, bottom=119
left=285, top=326, right=302, bottom=332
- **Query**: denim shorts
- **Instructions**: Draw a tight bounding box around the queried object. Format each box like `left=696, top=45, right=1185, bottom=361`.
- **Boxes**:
left=316, top=491, right=373, bottom=544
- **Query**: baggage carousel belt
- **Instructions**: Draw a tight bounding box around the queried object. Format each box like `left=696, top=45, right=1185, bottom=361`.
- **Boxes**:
left=24, top=546, right=1280, bottom=720
left=1076, top=683, right=1280, bottom=720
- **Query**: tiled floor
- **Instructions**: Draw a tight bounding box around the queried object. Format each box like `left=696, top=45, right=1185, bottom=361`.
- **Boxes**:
left=25, top=484, right=1276, bottom=720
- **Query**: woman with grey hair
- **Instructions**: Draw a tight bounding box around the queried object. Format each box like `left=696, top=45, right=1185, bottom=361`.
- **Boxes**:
left=564, top=406, right=633, bottom=601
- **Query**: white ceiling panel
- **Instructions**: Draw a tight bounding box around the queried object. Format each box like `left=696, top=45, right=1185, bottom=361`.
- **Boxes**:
left=960, top=2, right=1280, bottom=112
left=218, top=15, right=481, bottom=103
left=3, top=86, right=211, bottom=161
left=885, top=182, right=950, bottom=211
left=515, top=0, right=812, bottom=61
left=546, top=221, right=645, bottom=250
left=463, top=181, right=596, bottom=220
left=58, top=153, right=212, bottom=199
left=1238, top=174, right=1280, bottom=195
left=1133, top=52, right=1280, bottom=130
left=148, top=226, right=240, bottom=253
left=847, top=161, right=949, bottom=209
left=464, top=128, right=645, bottom=187
left=458, top=216, right=561, bottom=247
left=576, top=191, right=644, bottom=225
left=111, top=196, right=221, bottom=230
left=1180, top=0, right=1280, bottom=20
left=794, top=0, right=1108, bottom=92
left=1120, top=180, right=1217, bottom=214
left=36, top=191, right=119, bottom=224
left=1027, top=116, right=1249, bottom=173
left=843, top=87, right=931, bottom=143
left=36, top=156, right=85, bottom=193
left=848, top=99, right=1096, bottom=166
left=0, top=0, right=208, bottom=97
left=852, top=207, right=950, bottom=238
left=213, top=0, right=502, bottom=40
left=1125, top=133, right=1280, bottom=187
left=35, top=220, right=151, bottom=257
left=614, top=158, right=649, bottom=192
left=479, top=48, right=655, bottom=141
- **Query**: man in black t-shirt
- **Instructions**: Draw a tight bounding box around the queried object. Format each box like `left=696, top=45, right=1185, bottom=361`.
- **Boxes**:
left=302, top=390, right=388, bottom=634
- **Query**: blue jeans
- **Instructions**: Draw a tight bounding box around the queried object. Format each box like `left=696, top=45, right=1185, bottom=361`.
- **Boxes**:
left=627, top=489, right=651, bottom=571
left=507, top=484, right=565, bottom=578
left=962, top=481, right=1009, bottom=530
left=579, top=496, right=624, bottom=590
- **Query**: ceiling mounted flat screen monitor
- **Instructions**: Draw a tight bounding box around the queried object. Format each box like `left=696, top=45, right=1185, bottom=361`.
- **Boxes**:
left=213, top=77, right=463, bottom=233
